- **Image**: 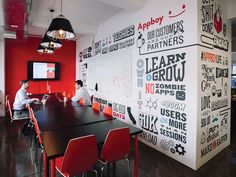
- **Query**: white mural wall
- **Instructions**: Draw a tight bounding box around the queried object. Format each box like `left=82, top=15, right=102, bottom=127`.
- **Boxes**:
left=76, top=34, right=94, bottom=81
left=196, top=0, right=231, bottom=169
left=77, top=0, right=231, bottom=170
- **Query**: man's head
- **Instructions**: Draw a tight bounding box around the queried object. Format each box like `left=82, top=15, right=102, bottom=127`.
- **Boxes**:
left=20, top=80, right=30, bottom=90
left=75, top=80, right=83, bottom=89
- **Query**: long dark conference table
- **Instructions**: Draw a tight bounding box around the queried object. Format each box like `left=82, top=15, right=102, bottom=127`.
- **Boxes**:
left=32, top=94, right=142, bottom=177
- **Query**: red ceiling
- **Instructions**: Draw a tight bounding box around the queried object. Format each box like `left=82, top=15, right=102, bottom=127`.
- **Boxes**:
left=3, top=0, right=27, bottom=42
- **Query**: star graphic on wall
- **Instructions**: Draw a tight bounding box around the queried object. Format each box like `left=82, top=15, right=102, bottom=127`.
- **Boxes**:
left=145, top=97, right=158, bottom=112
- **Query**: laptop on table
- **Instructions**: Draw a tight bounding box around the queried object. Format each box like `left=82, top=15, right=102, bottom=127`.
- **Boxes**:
left=34, top=94, right=50, bottom=104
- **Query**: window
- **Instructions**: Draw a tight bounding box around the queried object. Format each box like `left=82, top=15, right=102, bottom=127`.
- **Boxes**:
left=232, top=64, right=236, bottom=88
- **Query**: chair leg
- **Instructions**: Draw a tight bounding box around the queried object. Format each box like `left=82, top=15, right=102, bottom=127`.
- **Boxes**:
left=125, top=158, right=131, bottom=177
left=29, top=124, right=34, bottom=147
left=31, top=130, right=36, bottom=148
left=111, top=162, right=116, bottom=177
left=34, top=138, right=39, bottom=163
left=29, top=134, right=32, bottom=147
left=100, top=162, right=107, bottom=177
left=32, top=134, right=37, bottom=161
left=39, top=149, right=43, bottom=174
left=107, top=163, right=111, bottom=177
left=101, top=166, right=104, bottom=177
left=33, top=133, right=37, bottom=150
left=92, top=169, right=98, bottom=177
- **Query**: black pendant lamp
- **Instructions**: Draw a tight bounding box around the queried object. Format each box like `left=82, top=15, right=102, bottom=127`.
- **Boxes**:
left=40, top=9, right=62, bottom=49
left=47, top=0, right=75, bottom=39
left=40, top=34, right=62, bottom=48
left=37, top=45, right=54, bottom=54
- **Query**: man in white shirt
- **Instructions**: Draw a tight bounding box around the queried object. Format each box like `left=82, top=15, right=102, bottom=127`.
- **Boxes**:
left=71, top=80, right=91, bottom=105
left=13, top=80, right=39, bottom=135
left=13, top=80, right=39, bottom=117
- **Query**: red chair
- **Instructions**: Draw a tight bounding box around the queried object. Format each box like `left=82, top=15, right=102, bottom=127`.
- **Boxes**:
left=102, top=105, right=112, bottom=117
left=55, top=135, right=98, bottom=177
left=92, top=102, right=100, bottom=112
left=99, top=127, right=131, bottom=177
left=30, top=110, right=42, bottom=146
left=79, top=98, right=85, bottom=106
left=27, top=104, right=35, bottom=123
left=29, top=108, right=44, bottom=172
left=5, top=95, right=30, bottom=122
left=5, top=95, right=9, bottom=108
left=26, top=104, right=36, bottom=147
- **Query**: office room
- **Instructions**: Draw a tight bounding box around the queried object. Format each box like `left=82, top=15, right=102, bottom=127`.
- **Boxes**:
left=0, top=0, right=235, bottom=177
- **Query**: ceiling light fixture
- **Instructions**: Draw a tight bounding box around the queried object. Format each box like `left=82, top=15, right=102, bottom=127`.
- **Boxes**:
left=37, top=45, right=54, bottom=54
left=40, top=34, right=62, bottom=48
left=40, top=9, right=62, bottom=49
left=46, top=0, right=75, bottom=39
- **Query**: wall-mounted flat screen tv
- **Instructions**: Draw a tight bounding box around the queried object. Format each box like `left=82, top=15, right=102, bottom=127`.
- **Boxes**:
left=28, top=61, right=60, bottom=80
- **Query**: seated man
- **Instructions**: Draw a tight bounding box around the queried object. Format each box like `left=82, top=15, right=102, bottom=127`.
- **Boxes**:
left=71, top=80, right=91, bottom=105
left=13, top=80, right=39, bottom=135
left=13, top=80, right=39, bottom=118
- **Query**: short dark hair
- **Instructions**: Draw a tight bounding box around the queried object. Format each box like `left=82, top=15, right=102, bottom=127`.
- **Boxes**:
left=20, top=80, right=30, bottom=85
left=75, top=80, right=83, bottom=87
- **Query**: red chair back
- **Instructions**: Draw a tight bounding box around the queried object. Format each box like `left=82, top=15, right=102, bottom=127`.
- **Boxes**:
left=6, top=100, right=13, bottom=118
left=79, top=98, right=85, bottom=106
left=5, top=95, right=9, bottom=109
left=103, top=105, right=112, bottom=117
left=30, top=108, right=43, bottom=145
left=60, top=135, right=98, bottom=176
left=27, top=104, right=34, bottom=122
left=100, top=127, right=130, bottom=162
left=92, top=102, right=100, bottom=112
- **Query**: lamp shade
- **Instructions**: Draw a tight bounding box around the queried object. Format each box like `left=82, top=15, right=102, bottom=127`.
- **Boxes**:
left=40, top=34, right=62, bottom=48
left=47, top=15, right=75, bottom=39
left=37, top=45, right=54, bottom=54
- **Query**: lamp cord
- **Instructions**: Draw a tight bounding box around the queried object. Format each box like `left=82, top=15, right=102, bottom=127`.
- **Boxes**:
left=49, top=9, right=56, bottom=41
left=61, top=0, right=62, bottom=14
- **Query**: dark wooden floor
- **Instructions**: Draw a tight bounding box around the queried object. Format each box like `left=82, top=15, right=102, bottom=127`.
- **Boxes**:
left=0, top=117, right=235, bottom=177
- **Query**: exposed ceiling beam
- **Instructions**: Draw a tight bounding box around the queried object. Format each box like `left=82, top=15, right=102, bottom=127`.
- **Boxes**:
left=98, top=0, right=146, bottom=11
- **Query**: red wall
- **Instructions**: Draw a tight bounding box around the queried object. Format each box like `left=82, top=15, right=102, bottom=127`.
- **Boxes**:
left=5, top=37, right=76, bottom=102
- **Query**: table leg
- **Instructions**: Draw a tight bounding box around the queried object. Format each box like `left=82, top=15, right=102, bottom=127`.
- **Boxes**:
left=43, top=151, right=48, bottom=177
left=50, top=159, right=56, bottom=177
left=134, top=134, right=138, bottom=177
